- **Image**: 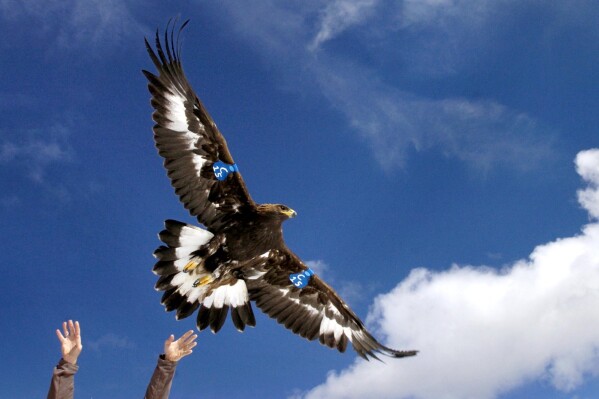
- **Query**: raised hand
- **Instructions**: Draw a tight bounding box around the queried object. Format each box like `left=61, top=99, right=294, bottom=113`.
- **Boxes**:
left=55, top=320, right=82, bottom=365
left=164, top=330, right=198, bottom=362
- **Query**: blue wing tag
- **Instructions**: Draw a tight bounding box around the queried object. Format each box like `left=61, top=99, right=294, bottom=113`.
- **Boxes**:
left=213, top=161, right=239, bottom=181
left=289, top=268, right=314, bottom=289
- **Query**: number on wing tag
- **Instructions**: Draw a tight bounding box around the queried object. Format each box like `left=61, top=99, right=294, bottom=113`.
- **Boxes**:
left=213, top=161, right=239, bottom=181
left=289, top=268, right=315, bottom=289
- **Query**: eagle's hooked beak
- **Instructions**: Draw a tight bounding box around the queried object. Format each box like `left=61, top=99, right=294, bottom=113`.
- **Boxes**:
left=282, top=208, right=297, bottom=218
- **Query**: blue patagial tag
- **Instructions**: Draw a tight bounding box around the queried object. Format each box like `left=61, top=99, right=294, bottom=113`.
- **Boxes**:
left=289, top=268, right=314, bottom=289
left=213, top=161, right=239, bottom=181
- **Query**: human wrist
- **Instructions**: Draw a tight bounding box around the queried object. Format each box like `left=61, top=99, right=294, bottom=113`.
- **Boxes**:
left=162, top=353, right=179, bottom=362
left=62, top=355, right=78, bottom=364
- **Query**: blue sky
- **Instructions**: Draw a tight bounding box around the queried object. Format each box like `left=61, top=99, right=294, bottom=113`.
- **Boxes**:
left=1, top=1, right=598, bottom=398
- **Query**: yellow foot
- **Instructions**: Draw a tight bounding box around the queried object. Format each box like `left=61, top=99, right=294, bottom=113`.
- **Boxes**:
left=183, top=260, right=199, bottom=272
left=193, top=275, right=214, bottom=288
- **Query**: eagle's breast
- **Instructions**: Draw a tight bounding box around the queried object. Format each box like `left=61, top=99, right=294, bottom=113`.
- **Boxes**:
left=224, top=215, right=285, bottom=261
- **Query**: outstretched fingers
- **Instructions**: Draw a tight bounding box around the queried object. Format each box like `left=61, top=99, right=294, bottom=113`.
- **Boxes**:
left=175, top=330, right=198, bottom=354
left=56, top=328, right=65, bottom=343
left=177, top=330, right=197, bottom=346
left=55, top=320, right=83, bottom=364
left=165, top=330, right=198, bottom=361
left=56, top=320, right=72, bottom=342
left=62, top=321, right=69, bottom=339
left=73, top=320, right=81, bottom=338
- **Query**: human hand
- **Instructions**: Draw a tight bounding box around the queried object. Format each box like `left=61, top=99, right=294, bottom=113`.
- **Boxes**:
left=164, top=330, right=197, bottom=362
left=56, top=320, right=82, bottom=365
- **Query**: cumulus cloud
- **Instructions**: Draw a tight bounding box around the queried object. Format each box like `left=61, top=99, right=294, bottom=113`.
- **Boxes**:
left=576, top=149, right=599, bottom=219
left=295, top=148, right=599, bottom=398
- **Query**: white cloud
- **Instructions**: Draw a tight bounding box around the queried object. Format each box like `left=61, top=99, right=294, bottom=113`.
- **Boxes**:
left=0, top=124, right=72, bottom=183
left=215, top=1, right=556, bottom=171
left=0, top=0, right=144, bottom=51
left=309, top=0, right=378, bottom=50
left=399, top=0, right=492, bottom=29
left=306, top=260, right=371, bottom=306
left=87, top=333, right=136, bottom=352
left=210, top=0, right=312, bottom=58
left=395, top=0, right=599, bottom=77
left=295, top=148, right=599, bottom=398
left=576, top=149, right=599, bottom=219
left=399, top=0, right=599, bottom=32
left=309, top=58, right=555, bottom=171
left=306, top=260, right=330, bottom=278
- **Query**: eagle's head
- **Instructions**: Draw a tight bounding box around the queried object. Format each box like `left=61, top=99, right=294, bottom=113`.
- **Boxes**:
left=258, top=203, right=297, bottom=220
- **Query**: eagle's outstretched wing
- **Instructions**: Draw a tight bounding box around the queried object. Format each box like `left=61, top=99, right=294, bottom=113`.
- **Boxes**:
left=145, top=22, right=417, bottom=362
left=244, top=249, right=418, bottom=360
left=143, top=21, right=254, bottom=232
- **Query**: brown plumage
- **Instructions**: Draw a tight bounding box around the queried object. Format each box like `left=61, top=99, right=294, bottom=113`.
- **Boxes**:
left=143, top=21, right=417, bottom=360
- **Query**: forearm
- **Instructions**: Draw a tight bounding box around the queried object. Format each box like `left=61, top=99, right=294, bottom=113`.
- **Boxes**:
left=144, top=355, right=178, bottom=399
left=47, top=358, right=78, bottom=399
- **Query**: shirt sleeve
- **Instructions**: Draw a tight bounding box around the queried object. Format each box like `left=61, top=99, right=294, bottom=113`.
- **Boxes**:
left=47, top=358, right=79, bottom=399
left=144, top=355, right=178, bottom=399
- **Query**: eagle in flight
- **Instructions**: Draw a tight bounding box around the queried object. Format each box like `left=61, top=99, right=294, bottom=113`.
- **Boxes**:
left=143, top=21, right=417, bottom=361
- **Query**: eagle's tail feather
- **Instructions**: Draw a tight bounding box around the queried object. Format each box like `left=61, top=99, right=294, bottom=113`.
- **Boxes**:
left=153, top=220, right=256, bottom=333
left=196, top=279, right=255, bottom=333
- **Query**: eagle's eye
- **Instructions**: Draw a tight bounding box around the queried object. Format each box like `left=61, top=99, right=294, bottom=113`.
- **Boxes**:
left=280, top=205, right=289, bottom=211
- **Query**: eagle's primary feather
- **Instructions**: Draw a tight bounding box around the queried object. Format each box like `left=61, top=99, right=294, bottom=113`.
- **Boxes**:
left=143, top=21, right=417, bottom=361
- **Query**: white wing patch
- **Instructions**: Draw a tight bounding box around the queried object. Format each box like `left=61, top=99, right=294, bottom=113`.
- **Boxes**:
left=176, top=224, right=213, bottom=248
left=155, top=222, right=216, bottom=308
left=190, top=153, right=208, bottom=178
left=203, top=280, right=249, bottom=309
left=173, top=273, right=210, bottom=299
left=276, top=288, right=318, bottom=316
left=163, top=89, right=209, bottom=179
left=164, top=91, right=189, bottom=132
left=319, top=304, right=354, bottom=343
left=244, top=251, right=271, bottom=281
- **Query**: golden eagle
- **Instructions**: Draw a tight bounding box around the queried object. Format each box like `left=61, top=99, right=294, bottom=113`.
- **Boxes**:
left=143, top=21, right=417, bottom=361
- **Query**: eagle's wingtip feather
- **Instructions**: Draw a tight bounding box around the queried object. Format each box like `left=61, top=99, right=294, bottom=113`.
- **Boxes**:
left=389, top=349, right=419, bottom=358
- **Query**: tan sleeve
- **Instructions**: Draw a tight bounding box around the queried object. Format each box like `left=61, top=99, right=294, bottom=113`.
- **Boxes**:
left=144, top=355, right=178, bottom=399
left=47, top=358, right=78, bottom=399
